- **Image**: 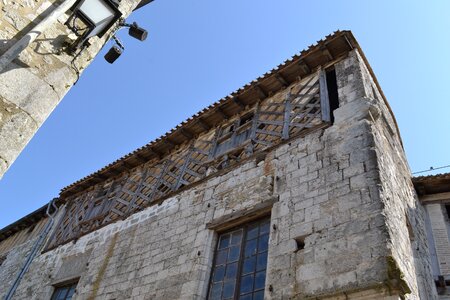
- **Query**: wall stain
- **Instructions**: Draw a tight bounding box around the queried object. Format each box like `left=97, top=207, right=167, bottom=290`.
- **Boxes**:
left=88, top=232, right=118, bottom=300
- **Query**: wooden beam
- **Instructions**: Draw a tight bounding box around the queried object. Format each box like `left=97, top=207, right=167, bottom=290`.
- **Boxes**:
left=275, top=73, right=289, bottom=87
left=165, top=138, right=177, bottom=146
left=121, top=161, right=134, bottom=169
left=217, top=107, right=230, bottom=120
left=420, top=192, right=450, bottom=203
left=254, top=85, right=268, bottom=99
left=135, top=154, right=147, bottom=163
left=180, top=128, right=194, bottom=139
left=96, top=173, right=108, bottom=180
left=232, top=96, right=245, bottom=108
left=298, top=59, right=311, bottom=74
left=197, top=118, right=211, bottom=130
left=282, top=94, right=292, bottom=140
left=150, top=147, right=164, bottom=156
left=321, top=45, right=334, bottom=61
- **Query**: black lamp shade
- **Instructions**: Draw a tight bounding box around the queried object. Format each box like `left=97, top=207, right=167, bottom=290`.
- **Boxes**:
left=104, top=45, right=122, bottom=63
left=129, top=25, right=148, bottom=41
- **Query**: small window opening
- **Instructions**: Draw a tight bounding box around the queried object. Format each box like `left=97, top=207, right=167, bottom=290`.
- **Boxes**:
left=220, top=124, right=235, bottom=137
left=96, top=189, right=108, bottom=198
left=157, top=183, right=171, bottom=193
left=325, top=68, right=339, bottom=122
left=294, top=236, right=306, bottom=252
left=239, top=113, right=254, bottom=126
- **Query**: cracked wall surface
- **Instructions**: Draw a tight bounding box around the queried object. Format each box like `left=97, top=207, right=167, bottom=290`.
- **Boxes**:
left=0, top=0, right=141, bottom=179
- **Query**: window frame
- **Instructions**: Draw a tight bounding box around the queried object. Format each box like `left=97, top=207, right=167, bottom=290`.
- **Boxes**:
left=207, top=217, right=270, bottom=300
left=51, top=279, right=79, bottom=300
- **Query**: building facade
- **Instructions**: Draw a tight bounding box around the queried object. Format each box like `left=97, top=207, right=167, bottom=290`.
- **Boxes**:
left=0, top=31, right=441, bottom=299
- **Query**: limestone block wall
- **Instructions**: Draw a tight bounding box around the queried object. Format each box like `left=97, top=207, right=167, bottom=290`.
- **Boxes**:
left=334, top=49, right=437, bottom=299
left=0, top=0, right=141, bottom=178
left=0, top=123, right=397, bottom=300
left=0, top=49, right=438, bottom=300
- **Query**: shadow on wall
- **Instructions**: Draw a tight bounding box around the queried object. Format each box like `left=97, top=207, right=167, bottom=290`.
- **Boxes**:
left=0, top=1, right=71, bottom=74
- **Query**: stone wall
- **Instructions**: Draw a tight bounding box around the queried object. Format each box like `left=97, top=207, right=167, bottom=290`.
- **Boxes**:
left=0, top=49, right=438, bottom=299
left=0, top=0, right=140, bottom=178
left=425, top=203, right=450, bottom=277
left=334, top=49, right=437, bottom=299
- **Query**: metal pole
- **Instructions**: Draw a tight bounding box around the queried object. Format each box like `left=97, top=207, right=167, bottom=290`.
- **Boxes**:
left=4, top=200, right=59, bottom=300
left=0, top=0, right=77, bottom=73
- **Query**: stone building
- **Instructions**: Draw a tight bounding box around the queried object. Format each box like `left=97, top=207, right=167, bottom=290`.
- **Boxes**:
left=0, top=0, right=151, bottom=179
left=414, top=173, right=450, bottom=298
left=0, top=31, right=442, bottom=299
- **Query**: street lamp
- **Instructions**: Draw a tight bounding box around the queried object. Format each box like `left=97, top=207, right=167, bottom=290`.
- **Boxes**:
left=66, top=0, right=122, bottom=48
left=104, top=36, right=124, bottom=64
left=103, top=22, right=148, bottom=64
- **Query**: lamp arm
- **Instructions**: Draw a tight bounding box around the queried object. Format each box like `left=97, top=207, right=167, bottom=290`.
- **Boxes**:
left=112, top=35, right=125, bottom=50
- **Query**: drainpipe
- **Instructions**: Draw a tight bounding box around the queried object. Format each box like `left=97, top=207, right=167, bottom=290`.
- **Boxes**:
left=4, top=199, right=59, bottom=300
left=0, top=0, right=77, bottom=73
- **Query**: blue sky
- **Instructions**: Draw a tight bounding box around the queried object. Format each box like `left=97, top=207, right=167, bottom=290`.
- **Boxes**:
left=1, top=0, right=449, bottom=228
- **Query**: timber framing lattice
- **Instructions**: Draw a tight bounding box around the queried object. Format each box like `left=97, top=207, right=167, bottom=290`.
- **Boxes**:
left=46, top=70, right=331, bottom=250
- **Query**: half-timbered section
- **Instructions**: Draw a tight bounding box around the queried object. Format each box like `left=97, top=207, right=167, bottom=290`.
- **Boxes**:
left=46, top=68, right=334, bottom=250
left=0, top=31, right=439, bottom=300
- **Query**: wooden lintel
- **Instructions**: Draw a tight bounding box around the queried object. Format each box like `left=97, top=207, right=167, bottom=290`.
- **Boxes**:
left=275, top=73, right=289, bottom=87
left=217, top=107, right=230, bottom=119
left=420, top=192, right=450, bottom=203
left=197, top=118, right=211, bottom=130
left=254, top=85, right=267, bottom=99
left=180, top=128, right=194, bottom=139
left=232, top=96, right=245, bottom=108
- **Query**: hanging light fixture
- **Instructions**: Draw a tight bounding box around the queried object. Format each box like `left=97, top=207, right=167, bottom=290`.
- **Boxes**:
left=66, top=0, right=122, bottom=48
left=104, top=35, right=124, bottom=64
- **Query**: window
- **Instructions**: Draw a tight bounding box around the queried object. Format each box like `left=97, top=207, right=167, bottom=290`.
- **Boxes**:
left=214, top=113, right=255, bottom=158
left=325, top=68, right=339, bottom=122
left=208, top=218, right=270, bottom=300
left=51, top=281, right=78, bottom=300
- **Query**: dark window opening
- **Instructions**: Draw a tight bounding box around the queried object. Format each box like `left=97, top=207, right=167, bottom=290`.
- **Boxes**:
left=445, top=204, right=450, bottom=220
left=219, top=124, right=235, bottom=138
left=157, top=183, right=171, bottom=194
left=96, top=188, right=108, bottom=198
left=51, top=281, right=78, bottom=300
left=207, top=218, right=270, bottom=300
left=325, top=68, right=339, bottom=122
left=295, top=237, right=305, bottom=251
left=239, top=113, right=254, bottom=127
